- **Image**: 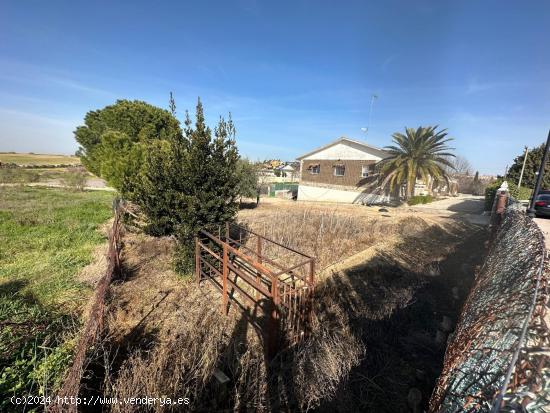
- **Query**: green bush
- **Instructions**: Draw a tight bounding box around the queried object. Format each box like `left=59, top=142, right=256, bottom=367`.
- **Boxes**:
left=484, top=180, right=532, bottom=211
left=407, top=195, right=434, bottom=205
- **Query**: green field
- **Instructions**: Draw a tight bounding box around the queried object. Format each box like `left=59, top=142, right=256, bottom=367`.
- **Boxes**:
left=0, top=187, right=113, bottom=406
left=0, top=152, right=80, bottom=166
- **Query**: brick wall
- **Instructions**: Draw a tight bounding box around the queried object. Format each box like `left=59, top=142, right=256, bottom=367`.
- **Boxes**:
left=300, top=159, right=377, bottom=188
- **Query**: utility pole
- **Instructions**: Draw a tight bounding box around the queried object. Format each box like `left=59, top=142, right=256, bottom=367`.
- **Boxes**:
left=517, top=146, right=529, bottom=191
left=361, top=94, right=378, bottom=135
left=527, top=130, right=550, bottom=217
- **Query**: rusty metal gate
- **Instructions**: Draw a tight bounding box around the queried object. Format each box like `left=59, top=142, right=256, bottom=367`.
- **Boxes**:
left=195, top=222, right=315, bottom=357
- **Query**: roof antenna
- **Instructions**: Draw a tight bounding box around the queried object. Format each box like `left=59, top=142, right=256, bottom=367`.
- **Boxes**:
left=361, top=94, right=378, bottom=135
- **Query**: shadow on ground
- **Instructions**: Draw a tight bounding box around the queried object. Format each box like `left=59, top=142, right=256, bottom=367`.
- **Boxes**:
left=314, top=225, right=487, bottom=413
left=192, top=221, right=487, bottom=412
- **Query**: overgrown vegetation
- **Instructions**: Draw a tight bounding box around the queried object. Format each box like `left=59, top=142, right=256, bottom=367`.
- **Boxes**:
left=484, top=179, right=532, bottom=210
left=75, top=98, right=241, bottom=272
left=0, top=187, right=112, bottom=404
left=239, top=207, right=401, bottom=270
left=100, top=203, right=482, bottom=412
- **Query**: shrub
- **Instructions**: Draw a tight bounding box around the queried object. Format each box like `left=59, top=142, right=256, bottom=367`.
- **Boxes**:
left=407, top=195, right=434, bottom=205
left=62, top=168, right=88, bottom=191
left=484, top=180, right=532, bottom=210
left=236, top=159, right=259, bottom=201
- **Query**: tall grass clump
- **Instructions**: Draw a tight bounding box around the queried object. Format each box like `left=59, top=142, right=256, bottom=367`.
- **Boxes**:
left=240, top=209, right=397, bottom=271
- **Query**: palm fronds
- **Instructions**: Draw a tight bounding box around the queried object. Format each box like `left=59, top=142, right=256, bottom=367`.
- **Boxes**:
left=377, top=126, right=455, bottom=199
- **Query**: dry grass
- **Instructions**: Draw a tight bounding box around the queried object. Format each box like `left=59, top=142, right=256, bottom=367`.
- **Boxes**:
left=106, top=275, right=363, bottom=412
left=0, top=152, right=80, bottom=165
left=95, top=201, right=479, bottom=412
left=239, top=207, right=402, bottom=273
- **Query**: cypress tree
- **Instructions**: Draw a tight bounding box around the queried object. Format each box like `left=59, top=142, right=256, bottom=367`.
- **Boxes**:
left=175, top=99, right=240, bottom=271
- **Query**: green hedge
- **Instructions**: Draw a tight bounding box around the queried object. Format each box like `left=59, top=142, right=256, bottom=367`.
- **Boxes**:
left=407, top=195, right=434, bottom=205
left=484, top=180, right=532, bottom=211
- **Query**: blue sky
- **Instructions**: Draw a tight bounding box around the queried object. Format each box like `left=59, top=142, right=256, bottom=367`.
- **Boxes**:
left=1, top=0, right=549, bottom=174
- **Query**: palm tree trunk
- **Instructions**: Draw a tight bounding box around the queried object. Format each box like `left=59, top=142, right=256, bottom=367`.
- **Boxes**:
left=406, top=171, right=415, bottom=200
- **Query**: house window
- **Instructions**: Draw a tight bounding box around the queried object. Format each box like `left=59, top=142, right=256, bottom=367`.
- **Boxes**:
left=333, top=164, right=345, bottom=177
left=361, top=165, right=371, bottom=178
left=309, top=164, right=320, bottom=174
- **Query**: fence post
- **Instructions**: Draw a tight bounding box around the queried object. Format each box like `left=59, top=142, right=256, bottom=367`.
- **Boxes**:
left=267, top=276, right=280, bottom=359
left=222, top=242, right=228, bottom=315
left=494, top=183, right=509, bottom=228
left=307, top=259, right=315, bottom=336
left=195, top=237, right=200, bottom=285
left=256, top=236, right=262, bottom=299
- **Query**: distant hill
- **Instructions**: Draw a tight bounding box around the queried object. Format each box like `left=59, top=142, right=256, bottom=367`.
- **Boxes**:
left=0, top=152, right=81, bottom=166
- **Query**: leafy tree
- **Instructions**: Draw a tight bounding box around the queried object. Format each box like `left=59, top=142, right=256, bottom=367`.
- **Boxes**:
left=377, top=126, right=455, bottom=199
left=507, top=143, right=549, bottom=189
left=96, top=131, right=145, bottom=196
left=74, top=99, right=181, bottom=190
left=134, top=138, right=183, bottom=235
left=236, top=159, right=259, bottom=202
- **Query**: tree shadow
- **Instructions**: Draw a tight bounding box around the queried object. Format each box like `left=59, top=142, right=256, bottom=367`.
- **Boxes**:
left=0, top=279, right=30, bottom=298
left=238, top=201, right=259, bottom=210
left=191, top=218, right=487, bottom=412
left=446, top=198, right=485, bottom=214
left=314, top=225, right=487, bottom=412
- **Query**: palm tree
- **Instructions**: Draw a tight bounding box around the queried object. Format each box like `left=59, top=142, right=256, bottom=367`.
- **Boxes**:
left=377, top=126, right=455, bottom=200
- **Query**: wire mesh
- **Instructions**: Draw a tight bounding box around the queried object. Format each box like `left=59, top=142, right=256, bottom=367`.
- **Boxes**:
left=429, top=206, right=549, bottom=412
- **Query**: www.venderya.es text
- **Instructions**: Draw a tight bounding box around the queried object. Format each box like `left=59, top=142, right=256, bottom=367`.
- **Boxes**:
left=11, top=395, right=190, bottom=407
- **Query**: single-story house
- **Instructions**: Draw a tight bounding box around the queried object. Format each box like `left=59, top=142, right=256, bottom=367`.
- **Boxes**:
left=296, top=136, right=457, bottom=204
left=296, top=137, right=391, bottom=203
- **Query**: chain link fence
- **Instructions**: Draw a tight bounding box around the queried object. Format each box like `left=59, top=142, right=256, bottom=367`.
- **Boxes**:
left=429, top=201, right=549, bottom=412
